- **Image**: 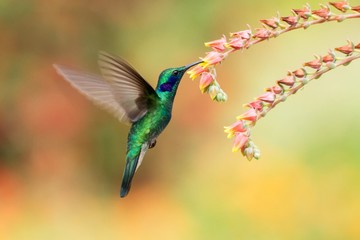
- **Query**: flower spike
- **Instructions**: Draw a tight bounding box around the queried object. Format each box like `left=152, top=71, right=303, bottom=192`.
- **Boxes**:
left=186, top=1, right=360, bottom=158
left=226, top=41, right=360, bottom=160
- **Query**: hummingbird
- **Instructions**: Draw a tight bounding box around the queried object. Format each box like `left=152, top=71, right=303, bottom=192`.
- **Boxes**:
left=54, top=52, right=202, bottom=197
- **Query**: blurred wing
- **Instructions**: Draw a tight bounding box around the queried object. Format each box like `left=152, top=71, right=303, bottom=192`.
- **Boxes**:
left=54, top=64, right=131, bottom=123
left=98, top=51, right=158, bottom=122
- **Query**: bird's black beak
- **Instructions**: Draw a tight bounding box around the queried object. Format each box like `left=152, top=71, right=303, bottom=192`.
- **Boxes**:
left=184, top=60, right=203, bottom=70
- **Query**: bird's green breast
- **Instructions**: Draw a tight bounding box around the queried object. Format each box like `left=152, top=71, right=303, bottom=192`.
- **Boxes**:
left=127, top=103, right=171, bottom=150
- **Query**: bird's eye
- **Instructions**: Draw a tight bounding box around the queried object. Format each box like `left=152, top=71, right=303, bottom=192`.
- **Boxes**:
left=172, top=70, right=179, bottom=76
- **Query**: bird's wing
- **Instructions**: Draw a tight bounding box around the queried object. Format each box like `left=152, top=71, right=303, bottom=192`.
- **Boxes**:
left=54, top=64, right=132, bottom=122
left=54, top=52, right=158, bottom=123
left=98, top=51, right=158, bottom=122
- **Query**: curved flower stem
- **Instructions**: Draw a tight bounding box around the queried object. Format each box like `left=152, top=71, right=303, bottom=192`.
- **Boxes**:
left=246, top=13, right=360, bottom=49
left=188, top=1, right=360, bottom=102
left=225, top=42, right=360, bottom=160
left=187, top=1, right=360, bottom=159
left=257, top=53, right=360, bottom=122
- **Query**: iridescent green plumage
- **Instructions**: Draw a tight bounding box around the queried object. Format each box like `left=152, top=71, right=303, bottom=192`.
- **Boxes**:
left=54, top=52, right=201, bottom=198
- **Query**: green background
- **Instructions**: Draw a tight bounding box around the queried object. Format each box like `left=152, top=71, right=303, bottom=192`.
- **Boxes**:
left=1, top=0, right=360, bottom=239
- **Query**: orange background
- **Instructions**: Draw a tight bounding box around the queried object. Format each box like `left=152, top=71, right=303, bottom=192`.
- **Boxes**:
left=1, top=0, right=360, bottom=239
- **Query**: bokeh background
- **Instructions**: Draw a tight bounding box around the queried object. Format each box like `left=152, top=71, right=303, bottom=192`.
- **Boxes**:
left=1, top=0, right=360, bottom=239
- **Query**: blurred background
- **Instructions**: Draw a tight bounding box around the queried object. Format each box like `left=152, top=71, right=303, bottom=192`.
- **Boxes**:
left=1, top=0, right=360, bottom=239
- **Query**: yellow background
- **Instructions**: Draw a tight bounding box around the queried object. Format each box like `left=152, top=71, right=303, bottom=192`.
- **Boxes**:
left=1, top=0, right=360, bottom=239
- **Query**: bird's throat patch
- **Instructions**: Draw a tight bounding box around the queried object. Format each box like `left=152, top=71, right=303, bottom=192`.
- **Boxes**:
left=159, top=82, right=174, bottom=92
left=159, top=75, right=178, bottom=92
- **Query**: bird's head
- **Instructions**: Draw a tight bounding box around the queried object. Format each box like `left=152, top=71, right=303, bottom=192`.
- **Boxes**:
left=156, top=60, right=203, bottom=93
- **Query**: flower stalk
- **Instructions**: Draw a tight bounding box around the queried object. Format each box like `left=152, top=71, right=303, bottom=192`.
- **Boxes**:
left=187, top=1, right=360, bottom=102
left=225, top=41, right=360, bottom=160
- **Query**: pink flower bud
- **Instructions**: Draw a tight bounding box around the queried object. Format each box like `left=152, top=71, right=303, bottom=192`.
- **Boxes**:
left=304, top=58, right=322, bottom=70
left=260, top=17, right=279, bottom=29
left=277, top=75, right=295, bottom=87
left=257, top=92, right=276, bottom=103
left=243, top=100, right=263, bottom=111
left=237, top=108, right=257, bottom=122
left=329, top=1, right=350, bottom=12
left=335, top=42, right=354, bottom=55
left=352, top=6, right=360, bottom=12
left=199, top=72, right=214, bottom=93
left=356, top=43, right=360, bottom=49
left=230, top=30, right=252, bottom=40
left=293, top=6, right=312, bottom=19
left=312, top=6, right=331, bottom=18
left=204, top=35, right=227, bottom=52
left=322, top=54, right=335, bottom=63
left=226, top=37, right=246, bottom=50
left=292, top=68, right=306, bottom=78
left=232, top=133, right=249, bottom=152
left=253, top=28, right=272, bottom=39
left=265, top=85, right=283, bottom=94
left=281, top=16, right=298, bottom=26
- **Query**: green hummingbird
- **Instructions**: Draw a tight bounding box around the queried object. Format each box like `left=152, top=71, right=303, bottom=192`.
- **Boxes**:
left=54, top=52, right=202, bottom=197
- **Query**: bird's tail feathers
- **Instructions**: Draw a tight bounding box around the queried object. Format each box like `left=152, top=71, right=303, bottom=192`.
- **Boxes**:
left=120, top=155, right=139, bottom=198
left=120, top=144, right=148, bottom=198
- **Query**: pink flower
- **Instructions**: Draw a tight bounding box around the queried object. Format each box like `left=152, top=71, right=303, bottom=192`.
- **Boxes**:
left=257, top=92, right=276, bottom=103
left=204, top=35, right=227, bottom=52
left=277, top=75, right=295, bottom=87
left=329, top=1, right=350, bottom=12
left=293, top=6, right=312, bottom=19
left=304, top=58, right=322, bottom=70
left=352, top=6, right=360, bottom=13
left=243, top=100, right=263, bottom=111
left=312, top=6, right=331, bottom=18
left=322, top=54, right=335, bottom=63
left=201, top=51, right=227, bottom=68
left=281, top=16, right=298, bottom=26
left=224, top=120, right=247, bottom=138
left=237, top=108, right=257, bottom=122
left=199, top=72, right=214, bottom=93
left=292, top=68, right=306, bottom=78
left=253, top=28, right=272, bottom=39
left=265, top=85, right=283, bottom=94
left=226, top=37, right=246, bottom=50
left=335, top=42, right=354, bottom=55
left=230, top=30, right=252, bottom=39
left=187, top=65, right=206, bottom=80
left=232, top=133, right=249, bottom=152
left=260, top=17, right=279, bottom=29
